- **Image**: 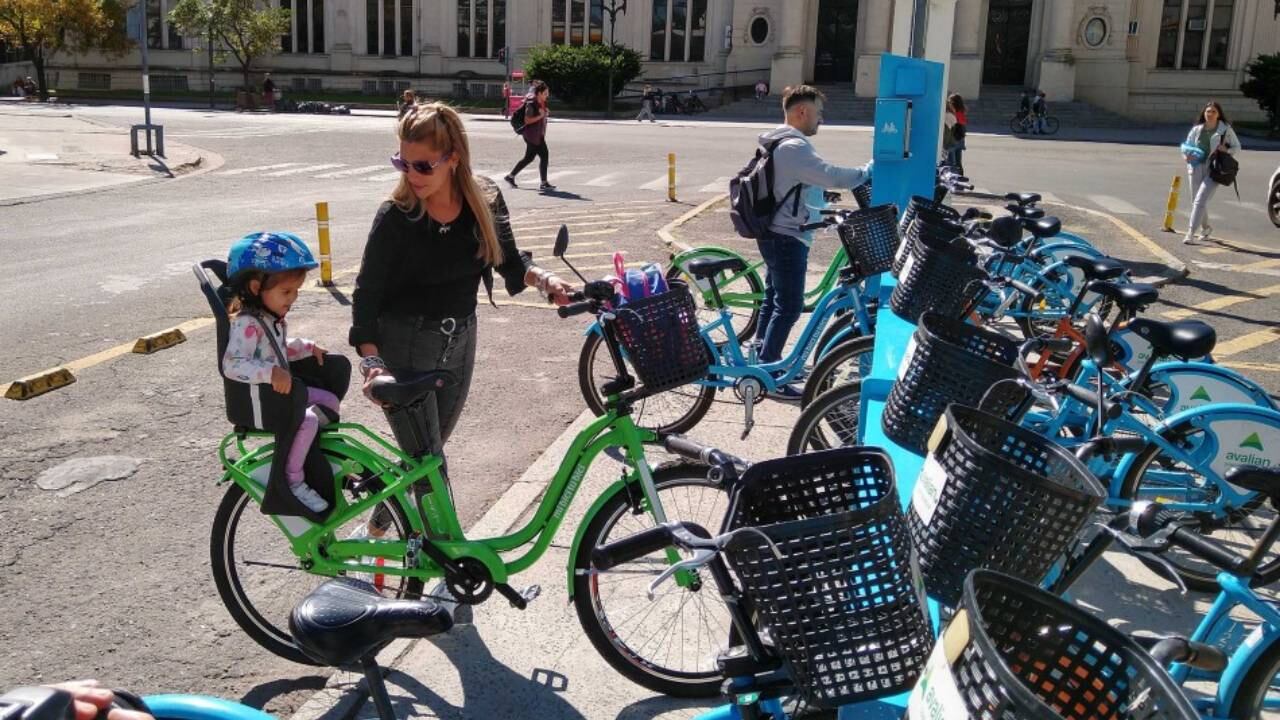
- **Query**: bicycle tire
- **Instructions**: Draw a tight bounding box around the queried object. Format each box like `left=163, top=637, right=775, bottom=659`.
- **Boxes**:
left=1227, top=627, right=1280, bottom=719
left=1010, top=116, right=1026, bottom=134
left=800, top=335, right=876, bottom=408
left=1043, top=116, right=1061, bottom=135
left=576, top=330, right=716, bottom=435
left=787, top=381, right=864, bottom=455
left=666, top=254, right=762, bottom=343
left=572, top=463, right=733, bottom=698
left=1118, top=420, right=1280, bottom=593
left=210, top=471, right=421, bottom=664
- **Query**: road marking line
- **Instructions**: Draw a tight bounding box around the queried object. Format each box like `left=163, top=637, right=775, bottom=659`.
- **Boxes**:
left=543, top=170, right=583, bottom=182
left=219, top=162, right=300, bottom=176
left=521, top=228, right=618, bottom=240
left=265, top=163, right=346, bottom=177
left=522, top=240, right=605, bottom=251
left=584, top=172, right=625, bottom=187
left=315, top=165, right=385, bottom=179
left=365, top=171, right=404, bottom=182
left=1223, top=200, right=1267, bottom=214
left=1162, top=283, right=1280, bottom=320
left=1192, top=260, right=1280, bottom=278
left=1087, top=194, right=1149, bottom=216
left=1221, top=361, right=1280, bottom=374
left=1065, top=203, right=1185, bottom=280
left=514, top=220, right=620, bottom=232
left=1241, top=257, right=1280, bottom=272
left=513, top=211, right=655, bottom=225
left=640, top=174, right=670, bottom=191
left=1214, top=327, right=1280, bottom=358
left=1198, top=247, right=1234, bottom=255
left=697, top=177, right=730, bottom=193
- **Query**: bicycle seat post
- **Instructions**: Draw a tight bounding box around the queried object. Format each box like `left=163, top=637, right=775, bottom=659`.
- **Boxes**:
left=361, top=654, right=397, bottom=720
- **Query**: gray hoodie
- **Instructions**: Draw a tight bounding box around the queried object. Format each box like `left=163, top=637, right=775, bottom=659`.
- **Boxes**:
left=760, top=125, right=871, bottom=245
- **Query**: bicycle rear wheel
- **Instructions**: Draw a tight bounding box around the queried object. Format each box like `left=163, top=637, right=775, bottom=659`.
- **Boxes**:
left=1228, top=625, right=1280, bottom=719
left=1010, top=116, right=1026, bottom=134
left=210, top=464, right=420, bottom=664
left=1043, top=116, right=1061, bottom=135
left=666, top=253, right=762, bottom=343
left=788, top=381, right=864, bottom=455
left=800, top=335, right=876, bottom=408
left=577, top=331, right=716, bottom=435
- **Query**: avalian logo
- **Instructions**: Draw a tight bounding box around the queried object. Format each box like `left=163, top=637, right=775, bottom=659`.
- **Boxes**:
left=1240, top=432, right=1265, bottom=452
left=1190, top=386, right=1212, bottom=402
left=882, top=121, right=899, bottom=134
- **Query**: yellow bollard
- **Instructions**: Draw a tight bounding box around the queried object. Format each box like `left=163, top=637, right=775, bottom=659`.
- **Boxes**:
left=1162, top=175, right=1182, bottom=232
left=315, top=201, right=333, bottom=286
left=667, top=152, right=677, bottom=202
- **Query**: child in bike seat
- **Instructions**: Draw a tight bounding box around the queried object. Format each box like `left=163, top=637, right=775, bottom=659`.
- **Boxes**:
left=223, top=232, right=340, bottom=513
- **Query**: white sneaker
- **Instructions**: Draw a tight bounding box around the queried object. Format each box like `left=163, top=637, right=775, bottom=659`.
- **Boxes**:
left=290, top=482, right=329, bottom=513
left=1199, top=224, right=1214, bottom=241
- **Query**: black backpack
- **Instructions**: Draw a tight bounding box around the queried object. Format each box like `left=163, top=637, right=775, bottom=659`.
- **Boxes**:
left=1208, top=134, right=1240, bottom=197
left=729, top=138, right=801, bottom=239
left=510, top=100, right=527, bottom=134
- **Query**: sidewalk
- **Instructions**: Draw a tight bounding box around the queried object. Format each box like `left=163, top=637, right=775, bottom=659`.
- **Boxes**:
left=0, top=100, right=214, bottom=204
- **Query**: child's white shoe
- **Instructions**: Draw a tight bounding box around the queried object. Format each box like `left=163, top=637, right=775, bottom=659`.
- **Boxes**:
left=291, top=482, right=329, bottom=513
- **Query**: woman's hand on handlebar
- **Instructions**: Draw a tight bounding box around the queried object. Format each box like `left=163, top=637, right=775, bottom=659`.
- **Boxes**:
left=545, top=277, right=575, bottom=306
left=53, top=680, right=154, bottom=720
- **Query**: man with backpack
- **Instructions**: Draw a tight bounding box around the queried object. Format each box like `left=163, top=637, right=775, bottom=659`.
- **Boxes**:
left=730, top=85, right=871, bottom=401
left=504, top=80, right=555, bottom=191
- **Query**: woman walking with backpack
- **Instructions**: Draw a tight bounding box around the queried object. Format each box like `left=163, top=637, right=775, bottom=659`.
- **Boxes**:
left=504, top=80, right=555, bottom=191
left=1180, top=101, right=1241, bottom=244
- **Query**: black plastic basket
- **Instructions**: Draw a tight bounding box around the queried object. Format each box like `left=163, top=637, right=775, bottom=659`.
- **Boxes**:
left=612, top=282, right=709, bottom=395
left=725, top=448, right=934, bottom=710
left=892, top=211, right=965, bottom=276
left=898, top=195, right=960, bottom=237
left=838, top=203, right=900, bottom=277
left=938, top=571, right=1198, bottom=719
left=890, top=228, right=986, bottom=322
left=882, top=313, right=1021, bottom=454
left=851, top=181, right=873, bottom=210
left=906, top=404, right=1106, bottom=607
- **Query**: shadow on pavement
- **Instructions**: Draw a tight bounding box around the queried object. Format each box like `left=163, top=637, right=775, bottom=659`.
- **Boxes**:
left=239, top=675, right=329, bottom=711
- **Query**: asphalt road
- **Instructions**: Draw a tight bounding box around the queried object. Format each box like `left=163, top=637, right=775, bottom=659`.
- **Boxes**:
left=1, top=103, right=1278, bottom=716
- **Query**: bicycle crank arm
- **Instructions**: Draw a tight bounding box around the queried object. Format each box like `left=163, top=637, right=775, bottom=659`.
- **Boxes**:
left=495, top=582, right=541, bottom=609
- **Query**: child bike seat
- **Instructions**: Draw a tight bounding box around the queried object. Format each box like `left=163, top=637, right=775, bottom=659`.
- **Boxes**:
left=1225, top=467, right=1280, bottom=503
left=367, top=369, right=458, bottom=408
left=685, top=256, right=747, bottom=279
left=1087, top=280, right=1159, bottom=310
left=1064, top=254, right=1126, bottom=280
left=289, top=578, right=452, bottom=667
left=1126, top=318, right=1216, bottom=360
left=1005, top=192, right=1042, bottom=206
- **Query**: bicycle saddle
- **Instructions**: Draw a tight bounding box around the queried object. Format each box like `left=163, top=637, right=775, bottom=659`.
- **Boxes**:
left=1088, top=280, right=1158, bottom=310
left=985, top=216, right=1024, bottom=248
left=1023, top=216, right=1062, bottom=239
left=1006, top=204, right=1046, bottom=220
left=290, top=578, right=453, bottom=667
left=367, top=369, right=457, bottom=408
left=1063, top=254, right=1127, bottom=280
left=1225, top=467, right=1280, bottom=501
left=1126, top=317, right=1216, bottom=359
left=1005, top=192, right=1042, bottom=206
left=685, top=256, right=746, bottom=279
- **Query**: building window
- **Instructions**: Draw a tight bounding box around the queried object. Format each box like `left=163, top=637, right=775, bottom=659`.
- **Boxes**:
left=368, top=0, right=411, bottom=56
left=749, top=15, right=770, bottom=45
left=457, top=0, right=506, bottom=57
left=551, top=0, right=602, bottom=45
left=1156, top=0, right=1234, bottom=69
left=650, top=0, right=707, bottom=61
left=589, top=0, right=603, bottom=43
left=145, top=0, right=183, bottom=50
left=281, top=0, right=323, bottom=53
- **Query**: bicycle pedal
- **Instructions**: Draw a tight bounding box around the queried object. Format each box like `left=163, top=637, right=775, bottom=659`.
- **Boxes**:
left=496, top=582, right=541, bottom=609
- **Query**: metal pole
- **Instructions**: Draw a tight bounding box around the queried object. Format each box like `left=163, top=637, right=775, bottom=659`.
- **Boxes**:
left=208, top=23, right=215, bottom=108
left=667, top=152, right=676, bottom=202
left=316, top=202, right=333, bottom=285
left=140, top=0, right=153, bottom=154
left=606, top=12, right=615, bottom=118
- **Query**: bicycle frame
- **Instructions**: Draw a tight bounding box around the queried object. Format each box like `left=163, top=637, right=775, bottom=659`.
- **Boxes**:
left=671, top=244, right=852, bottom=314
left=216, top=402, right=672, bottom=594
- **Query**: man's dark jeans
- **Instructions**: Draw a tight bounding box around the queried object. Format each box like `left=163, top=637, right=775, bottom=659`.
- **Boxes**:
left=754, top=231, right=810, bottom=363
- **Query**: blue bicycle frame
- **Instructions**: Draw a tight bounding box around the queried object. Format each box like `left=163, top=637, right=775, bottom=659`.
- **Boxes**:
left=142, top=695, right=276, bottom=719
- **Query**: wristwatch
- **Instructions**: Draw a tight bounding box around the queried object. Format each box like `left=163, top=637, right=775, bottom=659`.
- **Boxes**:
left=359, top=355, right=387, bottom=378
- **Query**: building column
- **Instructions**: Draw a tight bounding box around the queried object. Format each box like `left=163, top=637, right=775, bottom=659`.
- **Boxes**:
left=949, top=0, right=982, bottom=98
left=1038, top=0, right=1077, bottom=101
left=769, top=0, right=809, bottom=91
left=855, top=0, right=894, bottom=96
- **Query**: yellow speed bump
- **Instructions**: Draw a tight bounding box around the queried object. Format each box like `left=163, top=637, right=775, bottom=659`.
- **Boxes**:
left=132, top=327, right=188, bottom=354
left=6, top=368, right=76, bottom=401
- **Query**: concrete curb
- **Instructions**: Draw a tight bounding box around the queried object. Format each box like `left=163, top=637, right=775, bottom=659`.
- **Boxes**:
left=284, top=409, right=597, bottom=720
left=658, top=193, right=728, bottom=254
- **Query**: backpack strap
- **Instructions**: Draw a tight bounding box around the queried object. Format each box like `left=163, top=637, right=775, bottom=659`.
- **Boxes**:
left=251, top=313, right=289, bottom=367
left=764, top=137, right=806, bottom=220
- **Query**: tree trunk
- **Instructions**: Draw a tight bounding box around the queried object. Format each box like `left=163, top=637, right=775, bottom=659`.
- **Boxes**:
left=32, top=49, right=47, bottom=101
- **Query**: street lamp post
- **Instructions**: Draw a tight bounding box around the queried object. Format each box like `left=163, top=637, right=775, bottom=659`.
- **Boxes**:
left=603, top=0, right=626, bottom=118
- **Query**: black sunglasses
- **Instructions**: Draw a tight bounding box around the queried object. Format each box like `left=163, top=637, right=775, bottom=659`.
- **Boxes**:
left=390, top=151, right=452, bottom=175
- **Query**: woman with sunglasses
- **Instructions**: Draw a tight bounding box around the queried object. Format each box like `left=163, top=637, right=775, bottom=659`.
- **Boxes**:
left=350, top=102, right=573, bottom=506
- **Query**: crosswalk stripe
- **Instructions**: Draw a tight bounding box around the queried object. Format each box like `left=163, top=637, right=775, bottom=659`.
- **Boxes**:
left=365, top=171, right=404, bottom=182
left=584, top=172, right=625, bottom=187
left=1221, top=361, right=1280, bottom=374
left=543, top=170, right=583, bottom=182
left=522, top=228, right=618, bottom=240
left=522, top=240, right=605, bottom=251
left=1214, top=327, right=1280, bottom=357
left=514, top=220, right=621, bottom=232
left=1192, top=260, right=1280, bottom=278
left=1162, top=282, right=1280, bottom=320
left=315, top=165, right=386, bottom=179
left=1087, top=194, right=1148, bottom=215
left=1224, top=200, right=1267, bottom=214
left=219, top=163, right=300, bottom=176
left=640, top=174, right=670, bottom=191
left=265, top=163, right=346, bottom=177
left=516, top=211, right=656, bottom=225
left=698, top=176, right=731, bottom=193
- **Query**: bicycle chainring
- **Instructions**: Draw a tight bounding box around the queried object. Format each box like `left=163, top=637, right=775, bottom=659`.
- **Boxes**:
left=445, top=557, right=494, bottom=604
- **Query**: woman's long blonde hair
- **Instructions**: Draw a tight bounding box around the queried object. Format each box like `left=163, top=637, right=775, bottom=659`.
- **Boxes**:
left=391, top=102, right=503, bottom=266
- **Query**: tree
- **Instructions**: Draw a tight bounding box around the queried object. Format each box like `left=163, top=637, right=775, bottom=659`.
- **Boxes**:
left=1241, top=53, right=1280, bottom=134
left=0, top=0, right=131, bottom=100
left=168, top=0, right=288, bottom=92
left=524, top=43, right=642, bottom=108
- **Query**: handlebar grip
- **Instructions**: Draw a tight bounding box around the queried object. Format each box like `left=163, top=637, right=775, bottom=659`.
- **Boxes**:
left=1168, top=525, right=1247, bottom=575
left=592, top=526, right=675, bottom=570
left=1062, top=382, right=1103, bottom=408
left=557, top=301, right=595, bottom=319
left=1010, top=279, right=1041, bottom=300
left=800, top=220, right=831, bottom=232
left=663, top=434, right=731, bottom=467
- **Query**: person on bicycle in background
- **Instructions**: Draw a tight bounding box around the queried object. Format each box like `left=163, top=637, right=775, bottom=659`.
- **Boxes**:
left=752, top=85, right=871, bottom=401
left=1031, top=90, right=1048, bottom=134
left=1016, top=88, right=1031, bottom=123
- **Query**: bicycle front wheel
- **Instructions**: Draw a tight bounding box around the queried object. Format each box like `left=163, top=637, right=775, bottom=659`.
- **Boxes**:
left=1228, top=628, right=1280, bottom=719
left=1010, top=116, right=1026, bottom=134
left=572, top=463, right=733, bottom=698
left=800, top=335, right=876, bottom=408
left=788, top=381, right=864, bottom=454
left=577, top=331, right=716, bottom=435
left=210, top=469, right=421, bottom=664
left=1043, top=116, right=1061, bottom=135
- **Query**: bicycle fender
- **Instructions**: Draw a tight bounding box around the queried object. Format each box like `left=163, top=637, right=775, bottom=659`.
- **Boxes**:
left=1141, top=362, right=1276, bottom=412
left=668, top=245, right=748, bottom=267
left=1215, top=621, right=1280, bottom=714
left=143, top=694, right=277, bottom=719
left=565, top=477, right=634, bottom=599
left=583, top=320, right=603, bottom=338
left=1111, top=403, right=1280, bottom=482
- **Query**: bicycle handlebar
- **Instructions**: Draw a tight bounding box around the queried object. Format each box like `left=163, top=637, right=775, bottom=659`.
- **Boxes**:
left=662, top=434, right=743, bottom=470
left=592, top=525, right=685, bottom=571
left=1131, top=501, right=1248, bottom=575
left=556, top=301, right=595, bottom=318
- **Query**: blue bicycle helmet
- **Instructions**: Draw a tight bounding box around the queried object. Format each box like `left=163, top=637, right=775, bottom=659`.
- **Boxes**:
left=227, top=231, right=318, bottom=281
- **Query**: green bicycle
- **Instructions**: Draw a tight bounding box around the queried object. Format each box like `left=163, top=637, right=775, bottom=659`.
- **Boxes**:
left=194, top=244, right=734, bottom=698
